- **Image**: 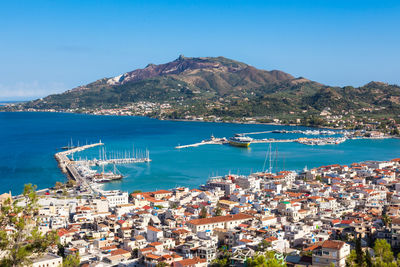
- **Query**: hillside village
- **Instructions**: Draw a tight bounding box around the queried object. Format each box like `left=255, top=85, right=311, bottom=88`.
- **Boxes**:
left=3, top=159, right=400, bottom=266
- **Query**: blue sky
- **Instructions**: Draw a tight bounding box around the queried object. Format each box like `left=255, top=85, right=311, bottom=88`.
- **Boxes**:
left=0, top=0, right=399, bottom=100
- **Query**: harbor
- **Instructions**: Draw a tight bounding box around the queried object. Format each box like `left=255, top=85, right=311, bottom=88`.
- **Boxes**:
left=175, top=133, right=348, bottom=149
left=2, top=112, right=399, bottom=195
left=54, top=141, right=104, bottom=173
left=54, top=140, right=152, bottom=190
left=74, top=147, right=151, bottom=166
left=240, top=129, right=340, bottom=136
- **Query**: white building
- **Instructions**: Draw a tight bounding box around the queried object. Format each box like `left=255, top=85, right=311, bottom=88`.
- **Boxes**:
left=101, top=190, right=129, bottom=207
left=31, top=253, right=63, bottom=267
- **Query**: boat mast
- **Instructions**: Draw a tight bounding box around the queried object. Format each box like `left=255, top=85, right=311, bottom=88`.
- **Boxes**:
left=269, top=143, right=272, bottom=174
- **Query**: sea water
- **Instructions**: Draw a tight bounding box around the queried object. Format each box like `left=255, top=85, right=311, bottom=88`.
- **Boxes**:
left=1, top=112, right=399, bottom=194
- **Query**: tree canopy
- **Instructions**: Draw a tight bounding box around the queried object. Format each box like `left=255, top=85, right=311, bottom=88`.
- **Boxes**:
left=247, top=251, right=286, bottom=267
left=0, top=184, right=58, bottom=266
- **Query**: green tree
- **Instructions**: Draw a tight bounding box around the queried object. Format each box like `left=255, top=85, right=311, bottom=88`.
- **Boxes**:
left=374, top=239, right=394, bottom=264
left=365, top=250, right=372, bottom=267
left=355, top=235, right=363, bottom=266
left=397, top=252, right=400, bottom=267
left=200, top=206, right=207, bottom=218
left=247, top=251, right=286, bottom=267
left=0, top=184, right=59, bottom=266
left=382, top=214, right=392, bottom=227
left=57, top=243, right=66, bottom=258
left=66, top=179, right=76, bottom=188
left=132, top=248, right=139, bottom=258
left=129, top=190, right=142, bottom=201
left=256, top=240, right=271, bottom=252
left=346, top=250, right=358, bottom=267
left=54, top=181, right=63, bottom=189
left=62, top=187, right=68, bottom=197
left=211, top=249, right=231, bottom=267
left=62, top=253, right=80, bottom=267
left=211, top=257, right=229, bottom=267
left=156, top=262, right=169, bottom=267
left=215, top=203, right=222, bottom=216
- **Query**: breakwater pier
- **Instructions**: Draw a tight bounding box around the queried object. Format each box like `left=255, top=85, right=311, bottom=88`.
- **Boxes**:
left=175, top=138, right=296, bottom=149
left=54, top=141, right=104, bottom=193
left=175, top=137, right=227, bottom=149
left=55, top=142, right=103, bottom=185
left=55, top=140, right=153, bottom=189
left=55, top=142, right=104, bottom=173
left=175, top=135, right=347, bottom=149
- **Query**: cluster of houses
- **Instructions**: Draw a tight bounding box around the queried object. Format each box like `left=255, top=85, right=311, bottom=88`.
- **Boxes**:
left=17, top=101, right=173, bottom=117
left=5, top=158, right=400, bottom=266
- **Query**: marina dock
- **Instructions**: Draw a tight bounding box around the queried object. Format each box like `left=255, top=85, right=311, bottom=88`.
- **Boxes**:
left=175, top=138, right=297, bottom=149
left=175, top=138, right=227, bottom=149
left=251, top=139, right=296, bottom=143
left=240, top=131, right=273, bottom=135
left=75, top=157, right=151, bottom=166
left=55, top=140, right=153, bottom=190
left=175, top=136, right=346, bottom=149
left=54, top=141, right=104, bottom=193
left=54, top=142, right=104, bottom=173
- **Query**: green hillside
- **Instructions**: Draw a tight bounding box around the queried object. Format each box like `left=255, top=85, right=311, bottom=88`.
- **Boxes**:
left=9, top=56, right=400, bottom=122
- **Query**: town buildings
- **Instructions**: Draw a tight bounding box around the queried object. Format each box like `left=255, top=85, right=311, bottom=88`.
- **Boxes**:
left=5, top=158, right=400, bottom=266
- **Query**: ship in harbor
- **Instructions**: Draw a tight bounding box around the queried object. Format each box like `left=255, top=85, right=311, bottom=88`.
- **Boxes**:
left=92, top=172, right=123, bottom=183
left=228, top=134, right=253, bottom=147
left=92, top=164, right=123, bottom=183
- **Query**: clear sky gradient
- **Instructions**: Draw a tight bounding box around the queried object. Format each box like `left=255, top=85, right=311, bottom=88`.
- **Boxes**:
left=1, top=0, right=399, bottom=100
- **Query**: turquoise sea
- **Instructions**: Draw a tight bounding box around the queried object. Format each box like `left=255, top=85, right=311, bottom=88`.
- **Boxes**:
left=1, top=112, right=400, bottom=194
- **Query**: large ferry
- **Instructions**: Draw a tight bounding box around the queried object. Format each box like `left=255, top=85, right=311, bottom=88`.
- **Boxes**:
left=228, top=134, right=253, bottom=147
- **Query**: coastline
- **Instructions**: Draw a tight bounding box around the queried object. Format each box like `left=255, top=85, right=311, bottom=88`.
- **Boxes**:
left=12, top=156, right=400, bottom=199
left=2, top=110, right=400, bottom=196
left=0, top=109, right=342, bottom=129
left=5, top=109, right=400, bottom=138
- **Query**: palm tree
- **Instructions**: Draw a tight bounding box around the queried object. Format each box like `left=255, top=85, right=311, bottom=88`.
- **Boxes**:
left=382, top=214, right=392, bottom=227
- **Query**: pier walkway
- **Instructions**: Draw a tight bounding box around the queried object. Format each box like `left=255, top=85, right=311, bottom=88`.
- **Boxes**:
left=175, top=136, right=346, bottom=149
left=239, top=131, right=273, bottom=135
left=54, top=142, right=103, bottom=193
left=175, top=137, right=296, bottom=149
left=75, top=157, right=151, bottom=166
left=175, top=138, right=227, bottom=149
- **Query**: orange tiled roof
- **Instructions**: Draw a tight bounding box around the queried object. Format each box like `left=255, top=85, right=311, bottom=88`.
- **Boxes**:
left=187, top=213, right=253, bottom=226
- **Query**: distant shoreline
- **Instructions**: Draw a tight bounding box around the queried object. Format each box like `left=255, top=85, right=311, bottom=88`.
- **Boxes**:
left=0, top=109, right=344, bottom=130
left=4, top=110, right=399, bottom=138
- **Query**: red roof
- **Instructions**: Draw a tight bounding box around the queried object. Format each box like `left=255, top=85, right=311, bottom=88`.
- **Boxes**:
left=322, top=240, right=345, bottom=249
left=152, top=190, right=172, bottom=195
left=187, top=213, right=253, bottom=226
left=148, top=225, right=162, bottom=232
left=341, top=220, right=353, bottom=225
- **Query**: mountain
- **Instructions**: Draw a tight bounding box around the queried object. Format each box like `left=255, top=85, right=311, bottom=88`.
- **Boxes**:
left=15, top=56, right=400, bottom=120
